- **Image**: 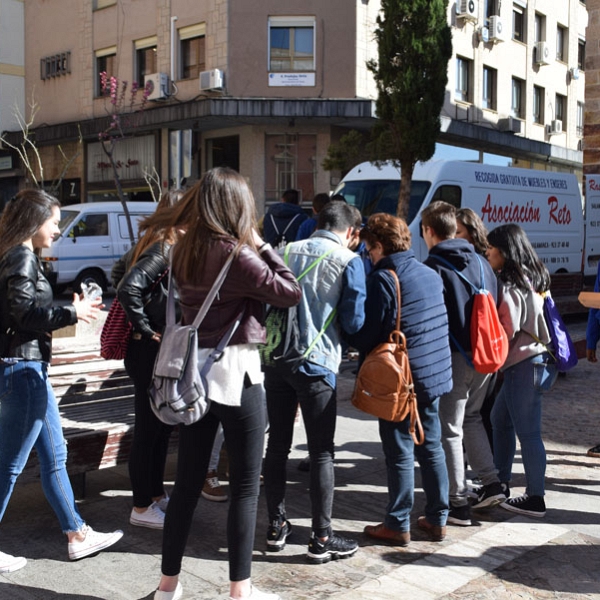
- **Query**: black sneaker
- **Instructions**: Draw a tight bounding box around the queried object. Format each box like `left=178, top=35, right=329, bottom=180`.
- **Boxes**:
left=447, top=504, right=472, bottom=526
left=306, top=532, right=358, bottom=564
left=266, top=519, right=292, bottom=552
left=500, top=494, right=546, bottom=517
left=471, top=481, right=506, bottom=510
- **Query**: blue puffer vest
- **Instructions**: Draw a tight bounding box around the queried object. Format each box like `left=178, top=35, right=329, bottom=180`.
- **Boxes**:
left=284, top=231, right=356, bottom=374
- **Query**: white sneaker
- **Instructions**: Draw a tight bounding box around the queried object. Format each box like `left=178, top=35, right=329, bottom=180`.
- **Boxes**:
left=230, top=586, right=282, bottom=600
left=154, top=581, right=183, bottom=600
left=155, top=494, right=170, bottom=513
left=0, top=551, right=26, bottom=573
left=130, top=502, right=165, bottom=529
left=68, top=526, right=123, bottom=560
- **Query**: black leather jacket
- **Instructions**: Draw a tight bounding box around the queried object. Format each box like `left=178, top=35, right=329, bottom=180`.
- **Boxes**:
left=0, top=245, right=77, bottom=362
left=116, top=241, right=174, bottom=339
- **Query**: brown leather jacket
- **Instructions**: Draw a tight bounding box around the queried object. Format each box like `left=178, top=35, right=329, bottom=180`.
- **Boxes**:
left=175, top=238, right=301, bottom=348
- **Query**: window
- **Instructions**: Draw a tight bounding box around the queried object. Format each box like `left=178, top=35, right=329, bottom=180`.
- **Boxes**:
left=578, top=39, right=586, bottom=71
left=511, top=77, right=524, bottom=118
left=555, top=94, right=566, bottom=127
left=484, top=0, right=498, bottom=20
left=556, top=26, right=566, bottom=62
left=534, top=13, right=544, bottom=44
left=577, top=102, right=584, bottom=137
left=70, top=214, right=109, bottom=238
left=512, top=4, right=525, bottom=42
left=95, top=46, right=117, bottom=96
left=533, top=85, right=544, bottom=124
left=179, top=24, right=205, bottom=80
left=135, top=36, right=157, bottom=85
left=455, top=57, right=471, bottom=103
left=265, top=133, right=316, bottom=204
left=482, top=66, right=497, bottom=110
left=268, top=17, right=315, bottom=71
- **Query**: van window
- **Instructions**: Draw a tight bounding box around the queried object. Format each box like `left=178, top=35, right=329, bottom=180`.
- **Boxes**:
left=70, top=213, right=109, bottom=237
left=431, top=185, right=462, bottom=208
left=117, top=214, right=150, bottom=239
left=335, top=179, right=431, bottom=225
left=59, top=210, right=78, bottom=235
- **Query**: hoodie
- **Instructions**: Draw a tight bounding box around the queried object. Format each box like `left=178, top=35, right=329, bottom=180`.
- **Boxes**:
left=425, top=238, right=499, bottom=353
left=263, top=202, right=308, bottom=246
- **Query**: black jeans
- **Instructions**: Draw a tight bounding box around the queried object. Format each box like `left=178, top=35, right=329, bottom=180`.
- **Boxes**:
left=264, top=368, right=336, bottom=538
left=124, top=337, right=173, bottom=508
left=161, top=381, right=266, bottom=581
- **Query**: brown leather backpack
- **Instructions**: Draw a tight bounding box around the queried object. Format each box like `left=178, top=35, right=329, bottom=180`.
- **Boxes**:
left=351, top=270, right=424, bottom=445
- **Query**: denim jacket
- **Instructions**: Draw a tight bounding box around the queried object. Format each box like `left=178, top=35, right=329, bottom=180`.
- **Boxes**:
left=284, top=230, right=366, bottom=376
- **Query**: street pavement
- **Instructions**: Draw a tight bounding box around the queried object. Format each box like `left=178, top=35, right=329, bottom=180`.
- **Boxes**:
left=0, top=324, right=599, bottom=600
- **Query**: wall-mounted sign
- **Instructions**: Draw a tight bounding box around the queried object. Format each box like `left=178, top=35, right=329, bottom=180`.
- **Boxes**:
left=268, top=73, right=315, bottom=87
left=0, top=156, right=13, bottom=171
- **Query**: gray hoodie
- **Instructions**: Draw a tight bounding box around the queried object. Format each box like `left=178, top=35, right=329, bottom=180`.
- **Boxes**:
left=498, top=283, right=551, bottom=370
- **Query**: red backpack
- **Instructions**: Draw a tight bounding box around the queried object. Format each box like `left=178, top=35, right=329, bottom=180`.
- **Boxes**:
left=432, top=254, right=508, bottom=374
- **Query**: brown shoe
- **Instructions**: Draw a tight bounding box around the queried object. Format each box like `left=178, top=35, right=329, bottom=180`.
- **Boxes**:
left=417, top=516, right=446, bottom=541
left=364, top=523, right=410, bottom=547
left=201, top=470, right=228, bottom=502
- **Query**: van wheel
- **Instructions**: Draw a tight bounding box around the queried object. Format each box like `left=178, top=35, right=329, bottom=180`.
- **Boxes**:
left=74, top=269, right=107, bottom=294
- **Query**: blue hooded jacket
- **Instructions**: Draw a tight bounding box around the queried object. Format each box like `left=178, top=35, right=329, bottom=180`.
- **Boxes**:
left=263, top=202, right=308, bottom=246
left=425, top=238, right=499, bottom=353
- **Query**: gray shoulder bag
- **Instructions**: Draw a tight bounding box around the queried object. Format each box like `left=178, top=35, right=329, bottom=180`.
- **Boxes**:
left=149, top=249, right=241, bottom=426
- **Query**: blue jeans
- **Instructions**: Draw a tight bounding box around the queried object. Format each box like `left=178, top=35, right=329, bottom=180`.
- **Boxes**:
left=491, top=353, right=557, bottom=497
left=264, top=368, right=336, bottom=538
left=378, top=398, right=449, bottom=532
left=0, top=360, right=84, bottom=533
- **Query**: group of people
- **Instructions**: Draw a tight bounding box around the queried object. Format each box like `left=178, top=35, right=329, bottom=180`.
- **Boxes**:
left=0, top=171, right=572, bottom=600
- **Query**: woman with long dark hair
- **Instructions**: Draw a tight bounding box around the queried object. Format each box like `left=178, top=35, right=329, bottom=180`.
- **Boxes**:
left=114, top=190, right=183, bottom=529
left=486, top=223, right=557, bottom=518
left=0, top=190, right=123, bottom=573
left=149, top=168, right=301, bottom=600
left=455, top=207, right=489, bottom=256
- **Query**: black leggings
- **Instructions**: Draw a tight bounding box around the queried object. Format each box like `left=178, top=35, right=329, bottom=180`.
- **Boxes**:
left=125, top=337, right=173, bottom=508
left=161, top=381, right=266, bottom=581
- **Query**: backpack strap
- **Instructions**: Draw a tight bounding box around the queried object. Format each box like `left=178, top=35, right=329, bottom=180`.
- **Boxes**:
left=269, top=213, right=280, bottom=236
left=427, top=253, right=482, bottom=368
left=165, top=247, right=237, bottom=330
left=386, top=268, right=424, bottom=445
left=283, top=245, right=338, bottom=360
left=387, top=269, right=402, bottom=331
left=281, top=214, right=300, bottom=237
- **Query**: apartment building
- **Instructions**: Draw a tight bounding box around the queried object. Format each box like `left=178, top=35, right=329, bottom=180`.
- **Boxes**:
left=0, top=0, right=588, bottom=211
left=0, top=0, right=24, bottom=203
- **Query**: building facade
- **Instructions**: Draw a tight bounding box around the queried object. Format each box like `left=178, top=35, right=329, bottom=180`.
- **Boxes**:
left=0, top=0, right=24, bottom=204
left=1, top=0, right=589, bottom=211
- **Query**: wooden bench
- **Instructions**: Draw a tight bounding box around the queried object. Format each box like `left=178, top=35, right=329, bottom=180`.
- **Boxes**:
left=21, top=337, right=177, bottom=497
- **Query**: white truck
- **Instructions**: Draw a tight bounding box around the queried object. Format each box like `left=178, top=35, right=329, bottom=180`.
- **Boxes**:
left=333, top=160, right=586, bottom=276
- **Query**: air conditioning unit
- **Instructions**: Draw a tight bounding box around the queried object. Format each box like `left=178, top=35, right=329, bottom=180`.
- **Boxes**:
left=144, top=72, right=169, bottom=101
left=498, top=116, right=522, bottom=134
left=489, top=16, right=504, bottom=42
left=200, top=68, right=224, bottom=91
left=456, top=0, right=478, bottom=22
left=570, top=67, right=580, bottom=80
left=535, top=41, right=552, bottom=66
left=549, top=120, right=563, bottom=135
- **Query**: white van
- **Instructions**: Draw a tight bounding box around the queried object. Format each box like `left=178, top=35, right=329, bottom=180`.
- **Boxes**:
left=41, top=201, right=157, bottom=292
left=333, top=160, right=585, bottom=275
